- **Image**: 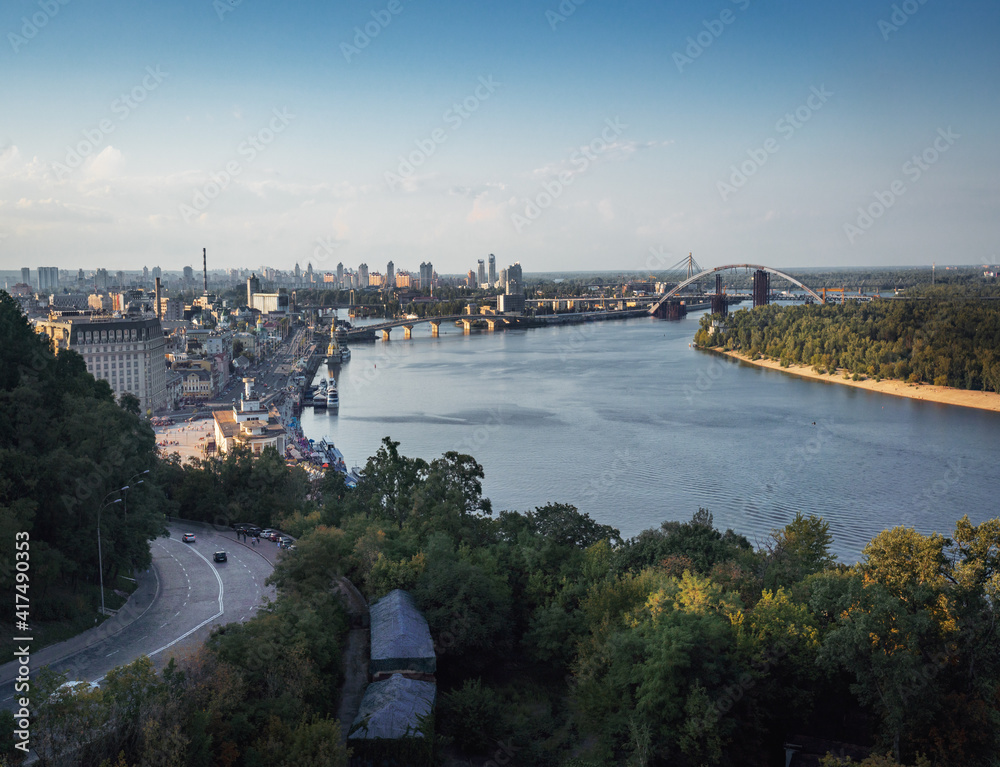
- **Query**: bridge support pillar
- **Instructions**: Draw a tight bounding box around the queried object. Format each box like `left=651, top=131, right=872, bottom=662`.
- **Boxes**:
left=461, top=319, right=472, bottom=334
left=485, top=319, right=497, bottom=331
left=429, top=321, right=439, bottom=337
left=403, top=325, right=414, bottom=339
left=381, top=329, right=391, bottom=341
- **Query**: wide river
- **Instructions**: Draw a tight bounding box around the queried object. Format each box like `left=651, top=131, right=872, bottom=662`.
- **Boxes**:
left=299, top=311, right=1000, bottom=562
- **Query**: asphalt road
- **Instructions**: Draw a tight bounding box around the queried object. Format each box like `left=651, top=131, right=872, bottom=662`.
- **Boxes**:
left=0, top=524, right=275, bottom=708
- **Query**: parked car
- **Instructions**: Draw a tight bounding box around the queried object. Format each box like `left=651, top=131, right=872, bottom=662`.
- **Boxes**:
left=214, top=551, right=227, bottom=563
left=182, top=533, right=196, bottom=543
left=279, top=537, right=294, bottom=548
left=267, top=532, right=281, bottom=541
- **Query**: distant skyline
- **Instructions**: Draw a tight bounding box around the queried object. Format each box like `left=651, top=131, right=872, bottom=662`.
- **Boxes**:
left=2, top=1, right=999, bottom=273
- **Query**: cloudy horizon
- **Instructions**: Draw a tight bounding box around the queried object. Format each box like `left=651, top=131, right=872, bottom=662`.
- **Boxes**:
left=2, top=0, right=998, bottom=275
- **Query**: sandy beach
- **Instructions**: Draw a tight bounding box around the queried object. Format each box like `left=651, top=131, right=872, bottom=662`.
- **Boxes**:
left=710, top=348, right=1000, bottom=413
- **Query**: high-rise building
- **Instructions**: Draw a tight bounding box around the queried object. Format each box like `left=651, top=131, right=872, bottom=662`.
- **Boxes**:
left=386, top=261, right=394, bottom=289
left=488, top=254, right=496, bottom=286
left=307, top=262, right=314, bottom=283
left=35, top=314, right=168, bottom=413
left=499, top=261, right=525, bottom=314
left=21, top=267, right=30, bottom=285
left=359, top=263, right=369, bottom=287
left=294, top=263, right=301, bottom=284
left=419, top=262, right=434, bottom=289
left=499, top=268, right=507, bottom=290
left=37, top=267, right=59, bottom=293
left=95, top=268, right=109, bottom=290
left=183, top=266, right=194, bottom=284
left=247, top=273, right=261, bottom=306
left=151, top=266, right=162, bottom=281
left=467, top=270, right=476, bottom=288
left=142, top=266, right=149, bottom=285
left=506, top=261, right=523, bottom=294
left=337, top=262, right=344, bottom=287
left=477, top=259, right=486, bottom=287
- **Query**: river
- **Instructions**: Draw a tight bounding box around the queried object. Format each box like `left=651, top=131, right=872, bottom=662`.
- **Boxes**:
left=298, top=311, right=1000, bottom=562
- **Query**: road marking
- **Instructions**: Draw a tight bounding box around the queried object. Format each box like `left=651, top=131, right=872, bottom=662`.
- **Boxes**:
left=147, top=538, right=225, bottom=659
left=106, top=650, right=119, bottom=657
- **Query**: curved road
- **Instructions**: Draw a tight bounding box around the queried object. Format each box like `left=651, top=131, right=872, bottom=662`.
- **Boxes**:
left=0, top=525, right=275, bottom=707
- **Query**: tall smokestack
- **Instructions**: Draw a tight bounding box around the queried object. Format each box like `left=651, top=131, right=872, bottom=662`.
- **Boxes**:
left=202, top=248, right=208, bottom=293
left=155, top=277, right=162, bottom=320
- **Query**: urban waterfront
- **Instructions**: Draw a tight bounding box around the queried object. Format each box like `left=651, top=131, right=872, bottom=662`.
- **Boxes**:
left=299, top=311, right=1000, bottom=562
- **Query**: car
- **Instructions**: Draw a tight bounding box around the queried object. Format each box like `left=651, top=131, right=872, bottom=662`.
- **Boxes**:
left=279, top=537, right=294, bottom=547
left=182, top=532, right=196, bottom=543
left=260, top=529, right=276, bottom=538
left=49, top=680, right=100, bottom=702
left=268, top=532, right=281, bottom=541
left=214, top=551, right=227, bottom=562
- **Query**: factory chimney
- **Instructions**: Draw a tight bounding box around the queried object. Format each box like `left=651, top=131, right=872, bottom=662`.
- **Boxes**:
left=202, top=248, right=208, bottom=293
left=155, top=277, right=162, bottom=320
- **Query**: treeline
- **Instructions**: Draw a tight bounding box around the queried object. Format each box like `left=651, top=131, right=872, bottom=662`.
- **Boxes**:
left=695, top=298, right=1000, bottom=391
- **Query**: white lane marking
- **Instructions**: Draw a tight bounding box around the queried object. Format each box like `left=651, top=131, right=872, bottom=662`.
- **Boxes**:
left=146, top=538, right=224, bottom=659
left=106, top=650, right=119, bottom=657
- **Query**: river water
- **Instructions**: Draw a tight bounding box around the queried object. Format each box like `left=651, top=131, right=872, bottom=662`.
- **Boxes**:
left=299, top=312, right=1000, bottom=562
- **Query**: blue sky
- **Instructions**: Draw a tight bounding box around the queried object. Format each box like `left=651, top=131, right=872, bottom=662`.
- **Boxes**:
left=2, top=0, right=998, bottom=275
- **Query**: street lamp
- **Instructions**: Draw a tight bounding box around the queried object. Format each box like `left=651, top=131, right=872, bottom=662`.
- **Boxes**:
left=97, top=498, right=122, bottom=616
left=97, top=470, right=149, bottom=616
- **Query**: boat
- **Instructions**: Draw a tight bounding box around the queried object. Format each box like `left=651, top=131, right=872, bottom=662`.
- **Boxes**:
left=327, top=379, right=339, bottom=410
left=340, top=345, right=351, bottom=363
left=317, top=437, right=347, bottom=472
left=327, top=324, right=342, bottom=363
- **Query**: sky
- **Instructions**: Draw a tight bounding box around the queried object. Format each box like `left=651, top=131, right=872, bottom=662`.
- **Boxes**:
left=1, top=0, right=999, bottom=276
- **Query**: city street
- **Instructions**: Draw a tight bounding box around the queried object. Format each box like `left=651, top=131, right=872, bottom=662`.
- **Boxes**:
left=0, top=524, right=276, bottom=709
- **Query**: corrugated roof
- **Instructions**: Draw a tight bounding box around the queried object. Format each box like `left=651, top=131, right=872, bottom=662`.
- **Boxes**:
left=369, top=590, right=435, bottom=673
left=348, top=674, right=436, bottom=740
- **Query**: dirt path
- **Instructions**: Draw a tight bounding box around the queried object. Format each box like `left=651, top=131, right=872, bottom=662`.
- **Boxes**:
left=335, top=576, right=370, bottom=742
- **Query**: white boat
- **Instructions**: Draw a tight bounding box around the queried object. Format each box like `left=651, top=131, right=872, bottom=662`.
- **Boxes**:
left=327, top=380, right=339, bottom=410
left=340, top=345, right=351, bottom=362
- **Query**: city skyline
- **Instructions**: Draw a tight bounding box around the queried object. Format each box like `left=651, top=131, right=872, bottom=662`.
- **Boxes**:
left=2, top=1, right=999, bottom=272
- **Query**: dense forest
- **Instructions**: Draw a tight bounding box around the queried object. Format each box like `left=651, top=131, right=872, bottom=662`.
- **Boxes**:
left=694, top=294, right=1000, bottom=391
left=4, top=288, right=1000, bottom=766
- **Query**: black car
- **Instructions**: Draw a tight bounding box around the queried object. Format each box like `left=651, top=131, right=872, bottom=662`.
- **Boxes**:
left=213, top=551, right=227, bottom=563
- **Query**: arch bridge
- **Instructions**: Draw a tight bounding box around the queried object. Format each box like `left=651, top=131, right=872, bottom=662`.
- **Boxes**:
left=648, top=263, right=823, bottom=316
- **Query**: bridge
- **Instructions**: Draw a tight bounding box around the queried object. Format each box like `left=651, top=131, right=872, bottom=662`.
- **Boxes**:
left=648, top=263, right=824, bottom=317
left=342, top=308, right=654, bottom=340
left=342, top=313, right=527, bottom=341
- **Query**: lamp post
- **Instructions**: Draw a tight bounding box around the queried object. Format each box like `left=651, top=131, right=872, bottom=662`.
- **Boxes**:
left=98, top=498, right=122, bottom=616
left=97, top=470, right=149, bottom=616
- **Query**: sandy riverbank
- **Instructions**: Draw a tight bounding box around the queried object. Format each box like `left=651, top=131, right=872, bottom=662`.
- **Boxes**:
left=710, top=349, right=1000, bottom=413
